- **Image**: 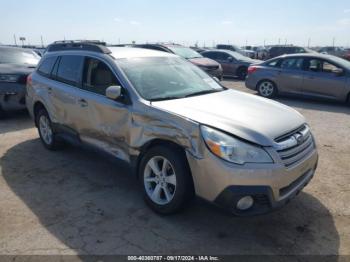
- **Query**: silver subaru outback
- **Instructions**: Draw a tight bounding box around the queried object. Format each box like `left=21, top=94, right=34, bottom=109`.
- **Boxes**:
left=26, top=41, right=318, bottom=215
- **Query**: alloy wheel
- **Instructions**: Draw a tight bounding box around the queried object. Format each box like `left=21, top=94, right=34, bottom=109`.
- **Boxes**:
left=144, top=156, right=177, bottom=205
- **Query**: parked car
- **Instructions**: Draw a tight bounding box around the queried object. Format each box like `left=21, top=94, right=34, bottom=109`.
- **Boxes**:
left=245, top=53, right=350, bottom=103
left=202, top=49, right=261, bottom=79
left=266, top=45, right=314, bottom=59
left=26, top=41, right=318, bottom=216
left=135, top=44, right=223, bottom=80
left=243, top=46, right=269, bottom=60
left=318, top=46, right=349, bottom=60
left=0, top=46, right=40, bottom=116
left=216, top=44, right=255, bottom=58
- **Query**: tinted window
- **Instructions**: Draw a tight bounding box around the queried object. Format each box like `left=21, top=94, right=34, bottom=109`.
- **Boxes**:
left=82, top=57, right=119, bottom=95
left=56, top=55, right=84, bottom=86
left=37, top=56, right=57, bottom=76
left=203, top=52, right=219, bottom=59
left=280, top=58, right=303, bottom=70
left=0, top=48, right=39, bottom=65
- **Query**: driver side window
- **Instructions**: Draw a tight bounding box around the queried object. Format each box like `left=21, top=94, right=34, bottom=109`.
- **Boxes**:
left=82, top=57, right=120, bottom=95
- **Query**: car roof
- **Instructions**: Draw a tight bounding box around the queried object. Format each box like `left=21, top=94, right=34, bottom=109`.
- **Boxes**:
left=278, top=53, right=334, bottom=59
left=108, top=47, right=176, bottom=59
left=0, top=46, right=36, bottom=52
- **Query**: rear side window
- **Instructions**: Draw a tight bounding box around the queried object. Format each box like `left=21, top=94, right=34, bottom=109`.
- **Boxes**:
left=37, top=56, right=57, bottom=77
left=265, top=59, right=280, bottom=67
left=56, top=55, right=84, bottom=86
left=280, top=58, right=304, bottom=70
left=203, top=52, right=219, bottom=60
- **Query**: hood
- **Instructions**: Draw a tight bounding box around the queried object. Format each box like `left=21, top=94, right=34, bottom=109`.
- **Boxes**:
left=0, top=64, right=37, bottom=75
left=152, top=89, right=305, bottom=146
left=188, top=57, right=220, bottom=68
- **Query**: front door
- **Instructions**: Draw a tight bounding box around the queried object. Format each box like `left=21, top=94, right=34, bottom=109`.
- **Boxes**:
left=302, top=58, right=347, bottom=100
left=74, top=56, right=131, bottom=161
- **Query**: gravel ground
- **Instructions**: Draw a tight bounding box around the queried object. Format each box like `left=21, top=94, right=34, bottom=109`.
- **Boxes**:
left=0, top=80, right=349, bottom=256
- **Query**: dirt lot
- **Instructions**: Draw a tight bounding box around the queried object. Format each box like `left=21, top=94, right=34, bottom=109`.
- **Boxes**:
left=0, top=80, right=349, bottom=256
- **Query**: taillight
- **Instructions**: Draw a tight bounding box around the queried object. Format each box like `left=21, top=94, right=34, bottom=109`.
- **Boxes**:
left=27, top=74, right=33, bottom=85
left=248, top=66, right=258, bottom=74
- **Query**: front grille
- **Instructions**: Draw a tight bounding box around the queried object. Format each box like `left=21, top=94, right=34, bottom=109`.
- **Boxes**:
left=275, top=125, right=315, bottom=168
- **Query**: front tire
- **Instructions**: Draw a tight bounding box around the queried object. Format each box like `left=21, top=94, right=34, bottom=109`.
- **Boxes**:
left=36, top=109, right=62, bottom=150
left=257, top=80, right=277, bottom=98
left=139, top=145, right=194, bottom=214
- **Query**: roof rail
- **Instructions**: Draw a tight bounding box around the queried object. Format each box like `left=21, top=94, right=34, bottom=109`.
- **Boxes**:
left=46, top=40, right=111, bottom=54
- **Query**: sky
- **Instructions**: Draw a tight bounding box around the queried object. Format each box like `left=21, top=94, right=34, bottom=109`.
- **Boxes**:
left=1, top=0, right=350, bottom=47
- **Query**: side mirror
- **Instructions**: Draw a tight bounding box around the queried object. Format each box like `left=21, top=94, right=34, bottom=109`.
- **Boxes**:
left=333, top=68, right=344, bottom=76
left=227, top=56, right=234, bottom=62
left=106, top=85, right=122, bottom=100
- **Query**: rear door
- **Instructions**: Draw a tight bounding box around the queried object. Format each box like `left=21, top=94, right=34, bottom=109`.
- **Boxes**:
left=50, top=55, right=85, bottom=128
left=73, top=56, right=131, bottom=161
left=217, top=52, right=237, bottom=76
left=302, top=58, right=347, bottom=100
left=275, top=57, right=305, bottom=94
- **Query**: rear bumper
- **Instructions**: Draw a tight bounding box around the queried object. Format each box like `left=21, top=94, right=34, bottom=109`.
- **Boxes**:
left=245, top=76, right=259, bottom=91
left=0, top=83, right=26, bottom=111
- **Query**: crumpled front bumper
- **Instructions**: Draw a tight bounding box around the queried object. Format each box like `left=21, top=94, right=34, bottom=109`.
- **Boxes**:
left=186, top=145, right=318, bottom=216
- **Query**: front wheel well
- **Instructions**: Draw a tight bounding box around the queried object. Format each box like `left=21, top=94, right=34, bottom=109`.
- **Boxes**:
left=135, top=139, right=188, bottom=178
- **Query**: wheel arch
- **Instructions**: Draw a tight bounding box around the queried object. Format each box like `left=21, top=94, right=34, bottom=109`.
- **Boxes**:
left=256, top=78, right=277, bottom=91
left=33, top=101, right=47, bottom=127
left=134, top=139, right=191, bottom=179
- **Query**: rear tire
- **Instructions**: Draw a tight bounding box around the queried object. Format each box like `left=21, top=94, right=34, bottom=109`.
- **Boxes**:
left=257, top=80, right=277, bottom=98
left=139, top=145, right=194, bottom=214
left=36, top=109, right=62, bottom=150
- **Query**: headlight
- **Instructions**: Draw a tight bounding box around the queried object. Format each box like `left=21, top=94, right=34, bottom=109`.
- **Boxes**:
left=200, top=126, right=273, bottom=164
left=0, top=74, right=20, bottom=83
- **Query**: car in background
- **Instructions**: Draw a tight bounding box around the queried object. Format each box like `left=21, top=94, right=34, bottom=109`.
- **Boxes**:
left=266, top=45, right=314, bottom=59
left=0, top=46, right=40, bottom=116
left=202, top=49, right=261, bottom=79
left=216, top=44, right=255, bottom=58
left=318, top=46, right=349, bottom=60
left=26, top=41, right=318, bottom=216
left=243, top=46, right=269, bottom=60
left=135, top=44, right=223, bottom=80
left=245, top=53, right=350, bottom=103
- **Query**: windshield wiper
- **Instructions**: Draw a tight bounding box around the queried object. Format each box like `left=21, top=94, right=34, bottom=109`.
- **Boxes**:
left=184, top=89, right=222, bottom=98
left=149, top=96, right=183, bottom=102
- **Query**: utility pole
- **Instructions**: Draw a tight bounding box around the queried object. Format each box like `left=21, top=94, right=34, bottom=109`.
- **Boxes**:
left=332, top=37, right=335, bottom=47
left=40, top=35, right=44, bottom=48
left=13, top=34, right=17, bottom=46
left=263, top=39, right=266, bottom=47
left=308, top=38, right=311, bottom=48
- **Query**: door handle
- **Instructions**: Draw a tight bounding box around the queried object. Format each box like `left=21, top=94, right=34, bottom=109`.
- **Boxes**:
left=78, top=99, right=88, bottom=107
left=48, top=87, right=52, bottom=94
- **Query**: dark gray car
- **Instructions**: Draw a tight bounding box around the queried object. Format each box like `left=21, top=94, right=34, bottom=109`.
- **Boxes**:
left=0, top=46, right=40, bottom=116
left=245, top=53, right=350, bottom=103
left=202, top=49, right=261, bottom=79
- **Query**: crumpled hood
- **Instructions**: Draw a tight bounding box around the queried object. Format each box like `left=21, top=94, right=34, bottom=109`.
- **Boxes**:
left=0, top=64, right=36, bottom=75
left=188, top=57, right=220, bottom=67
left=152, top=89, right=305, bottom=146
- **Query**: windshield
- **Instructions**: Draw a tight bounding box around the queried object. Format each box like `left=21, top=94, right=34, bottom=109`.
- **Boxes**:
left=118, top=57, right=224, bottom=101
left=0, top=48, right=40, bottom=65
left=329, top=56, right=350, bottom=69
left=167, top=46, right=203, bottom=59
